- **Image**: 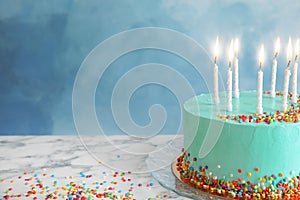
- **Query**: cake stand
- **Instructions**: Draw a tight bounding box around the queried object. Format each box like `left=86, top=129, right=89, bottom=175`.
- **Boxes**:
left=146, top=136, right=226, bottom=200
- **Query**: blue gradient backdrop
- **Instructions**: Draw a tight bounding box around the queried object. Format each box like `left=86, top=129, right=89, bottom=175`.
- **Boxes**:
left=0, top=0, right=299, bottom=135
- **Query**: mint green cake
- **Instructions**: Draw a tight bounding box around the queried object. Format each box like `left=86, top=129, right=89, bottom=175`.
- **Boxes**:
left=176, top=90, right=300, bottom=199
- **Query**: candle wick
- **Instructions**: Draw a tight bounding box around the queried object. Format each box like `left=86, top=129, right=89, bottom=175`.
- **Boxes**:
left=274, top=52, right=278, bottom=59
left=229, top=61, right=232, bottom=69
left=259, top=62, right=262, bottom=71
left=287, top=60, right=291, bottom=68
left=295, top=55, right=298, bottom=62
left=214, top=56, right=217, bottom=64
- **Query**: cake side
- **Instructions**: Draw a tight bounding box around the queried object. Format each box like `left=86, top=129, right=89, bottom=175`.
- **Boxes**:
left=178, top=90, right=300, bottom=199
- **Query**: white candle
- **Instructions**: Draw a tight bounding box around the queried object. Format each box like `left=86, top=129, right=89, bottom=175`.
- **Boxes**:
left=214, top=64, right=220, bottom=104
left=270, top=38, right=280, bottom=98
left=257, top=70, right=263, bottom=114
left=270, top=59, right=277, bottom=98
left=213, top=37, right=220, bottom=104
left=227, top=40, right=234, bottom=111
left=291, top=62, right=298, bottom=103
left=282, top=68, right=291, bottom=110
left=291, top=39, right=299, bottom=103
left=281, top=37, right=293, bottom=111
left=227, top=68, right=232, bottom=111
left=233, top=38, right=239, bottom=98
left=257, top=45, right=264, bottom=114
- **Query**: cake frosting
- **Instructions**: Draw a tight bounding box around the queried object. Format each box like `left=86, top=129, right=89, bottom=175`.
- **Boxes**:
left=176, top=90, right=300, bottom=199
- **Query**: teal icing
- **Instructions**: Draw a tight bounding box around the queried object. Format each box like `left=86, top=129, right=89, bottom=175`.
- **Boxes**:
left=183, top=90, right=300, bottom=183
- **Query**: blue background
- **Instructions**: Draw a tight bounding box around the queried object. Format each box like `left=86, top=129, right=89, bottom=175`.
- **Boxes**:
left=0, top=0, right=299, bottom=135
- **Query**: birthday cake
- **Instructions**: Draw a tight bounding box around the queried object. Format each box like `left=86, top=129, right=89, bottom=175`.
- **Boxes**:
left=175, top=90, right=300, bottom=199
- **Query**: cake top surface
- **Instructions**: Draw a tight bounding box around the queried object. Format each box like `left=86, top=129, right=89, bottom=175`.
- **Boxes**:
left=184, top=90, right=299, bottom=126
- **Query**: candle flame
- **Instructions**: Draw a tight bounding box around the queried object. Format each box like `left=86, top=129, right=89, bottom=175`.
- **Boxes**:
left=214, top=36, right=220, bottom=63
left=274, top=37, right=280, bottom=56
left=295, top=38, right=299, bottom=57
left=228, top=39, right=234, bottom=65
left=259, top=44, right=265, bottom=69
left=234, top=38, right=239, bottom=56
left=287, top=37, right=293, bottom=62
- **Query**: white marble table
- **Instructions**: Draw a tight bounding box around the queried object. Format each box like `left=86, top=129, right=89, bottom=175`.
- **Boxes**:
left=0, top=135, right=190, bottom=200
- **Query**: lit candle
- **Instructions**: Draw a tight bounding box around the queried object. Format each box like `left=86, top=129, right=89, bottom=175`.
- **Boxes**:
left=257, top=44, right=265, bottom=114
left=270, top=37, right=280, bottom=97
left=291, top=39, right=299, bottom=103
left=213, top=36, right=220, bottom=104
left=227, top=40, right=234, bottom=112
left=233, top=38, right=240, bottom=98
left=281, top=37, right=293, bottom=111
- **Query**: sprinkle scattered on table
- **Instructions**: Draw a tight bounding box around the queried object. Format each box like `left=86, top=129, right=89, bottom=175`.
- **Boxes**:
left=0, top=170, right=171, bottom=200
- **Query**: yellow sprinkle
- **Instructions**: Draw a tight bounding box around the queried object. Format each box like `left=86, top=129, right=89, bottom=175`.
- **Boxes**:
left=247, top=172, right=252, bottom=177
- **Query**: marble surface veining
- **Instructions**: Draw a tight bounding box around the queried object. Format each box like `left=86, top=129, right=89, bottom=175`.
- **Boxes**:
left=0, top=135, right=189, bottom=199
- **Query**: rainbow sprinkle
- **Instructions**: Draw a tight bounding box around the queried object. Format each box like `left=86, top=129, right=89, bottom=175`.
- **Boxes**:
left=176, top=150, right=300, bottom=199
left=0, top=170, right=170, bottom=200
left=218, top=91, right=300, bottom=124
